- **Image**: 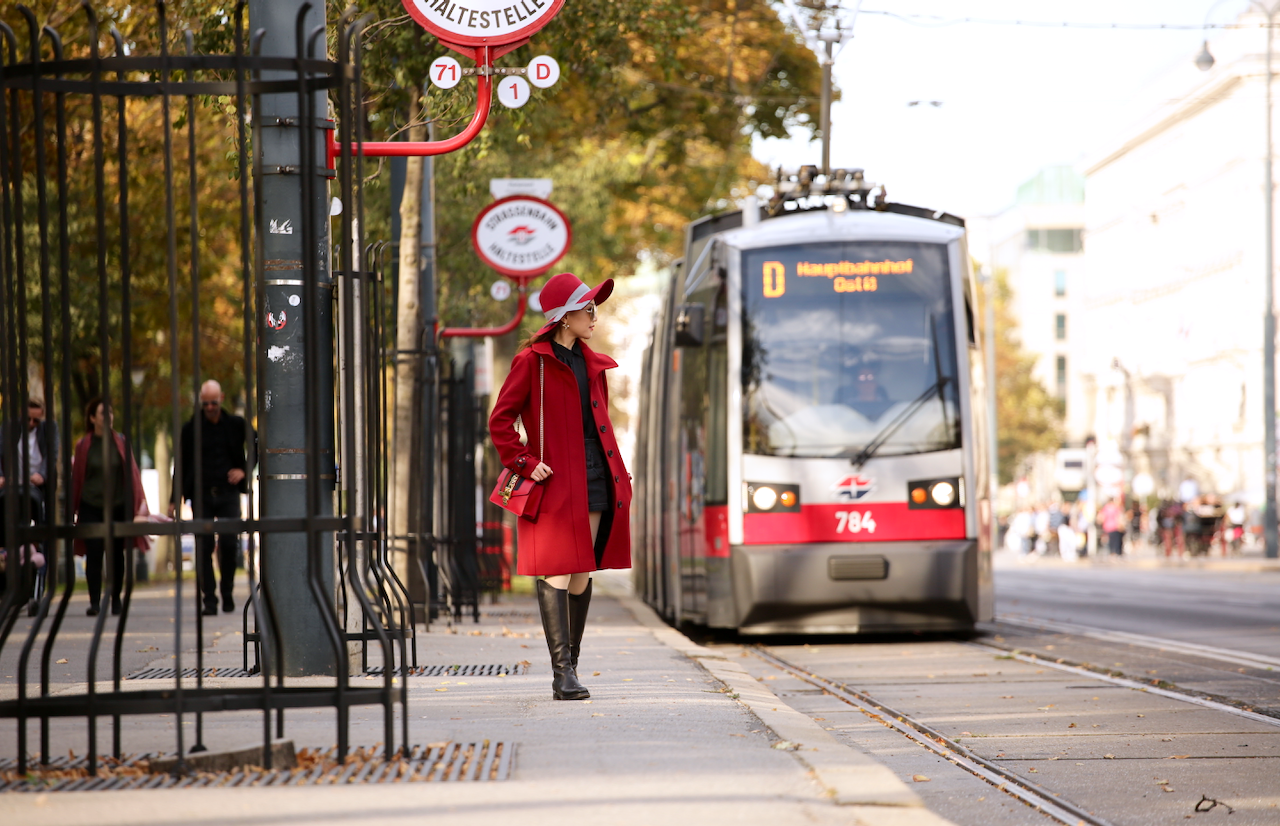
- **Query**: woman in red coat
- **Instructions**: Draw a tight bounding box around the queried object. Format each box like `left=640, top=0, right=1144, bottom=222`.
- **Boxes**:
left=490, top=272, right=632, bottom=700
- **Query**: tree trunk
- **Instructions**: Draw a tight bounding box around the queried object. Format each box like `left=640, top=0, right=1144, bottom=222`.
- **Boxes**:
left=390, top=97, right=426, bottom=582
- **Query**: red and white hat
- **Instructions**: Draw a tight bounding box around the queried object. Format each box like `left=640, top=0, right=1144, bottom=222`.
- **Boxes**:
left=535, top=272, right=614, bottom=335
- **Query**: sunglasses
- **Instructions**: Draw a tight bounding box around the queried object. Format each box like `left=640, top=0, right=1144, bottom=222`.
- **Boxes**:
left=584, top=302, right=598, bottom=321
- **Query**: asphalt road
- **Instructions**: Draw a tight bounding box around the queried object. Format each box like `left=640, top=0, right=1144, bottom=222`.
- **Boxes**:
left=994, top=563, right=1280, bottom=660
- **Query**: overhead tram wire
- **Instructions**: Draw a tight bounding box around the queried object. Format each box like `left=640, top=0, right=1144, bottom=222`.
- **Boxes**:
left=857, top=9, right=1280, bottom=30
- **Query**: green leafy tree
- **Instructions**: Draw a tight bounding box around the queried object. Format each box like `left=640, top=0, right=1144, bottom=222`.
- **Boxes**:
left=989, top=268, right=1063, bottom=484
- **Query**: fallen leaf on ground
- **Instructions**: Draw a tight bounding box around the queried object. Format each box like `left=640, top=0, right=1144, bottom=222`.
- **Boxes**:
left=1068, top=723, right=1077, bottom=728
left=1162, top=786, right=1175, bottom=793
left=773, top=741, right=799, bottom=751
left=1001, top=695, right=1014, bottom=699
left=1028, top=768, right=1038, bottom=773
left=1103, top=754, right=1115, bottom=759
left=56, top=659, right=68, bottom=664
left=912, top=774, right=931, bottom=782
left=1168, top=755, right=1191, bottom=759
left=592, top=671, right=601, bottom=676
left=1038, top=705, right=1056, bottom=710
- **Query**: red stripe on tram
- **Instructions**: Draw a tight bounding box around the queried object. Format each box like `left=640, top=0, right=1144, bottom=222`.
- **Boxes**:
left=743, top=503, right=966, bottom=545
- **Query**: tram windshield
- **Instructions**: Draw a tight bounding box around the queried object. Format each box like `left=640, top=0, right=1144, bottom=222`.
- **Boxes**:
left=742, top=241, right=961, bottom=459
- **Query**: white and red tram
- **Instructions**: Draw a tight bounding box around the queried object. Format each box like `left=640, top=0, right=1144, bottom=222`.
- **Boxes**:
left=634, top=170, right=994, bottom=634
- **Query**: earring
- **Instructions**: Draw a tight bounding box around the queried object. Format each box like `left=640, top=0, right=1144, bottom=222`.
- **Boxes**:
left=561, top=320, right=569, bottom=329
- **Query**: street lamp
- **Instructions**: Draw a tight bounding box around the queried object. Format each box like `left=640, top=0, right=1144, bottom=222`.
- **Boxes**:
left=1198, top=5, right=1280, bottom=559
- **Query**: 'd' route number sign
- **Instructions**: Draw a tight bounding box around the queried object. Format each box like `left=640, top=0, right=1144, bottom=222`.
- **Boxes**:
left=472, top=196, right=572, bottom=279
left=401, top=0, right=566, bottom=48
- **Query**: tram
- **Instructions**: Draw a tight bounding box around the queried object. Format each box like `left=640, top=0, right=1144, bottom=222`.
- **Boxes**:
left=633, top=167, right=994, bottom=634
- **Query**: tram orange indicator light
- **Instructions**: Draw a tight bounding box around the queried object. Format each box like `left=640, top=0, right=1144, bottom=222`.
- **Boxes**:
left=910, top=487, right=927, bottom=505
left=780, top=490, right=797, bottom=508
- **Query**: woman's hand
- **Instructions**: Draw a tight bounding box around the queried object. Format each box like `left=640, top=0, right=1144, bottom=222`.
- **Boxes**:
left=529, top=462, right=553, bottom=483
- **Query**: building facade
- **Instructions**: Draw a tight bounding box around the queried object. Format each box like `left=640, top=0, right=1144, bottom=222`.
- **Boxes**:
left=1079, top=17, right=1269, bottom=503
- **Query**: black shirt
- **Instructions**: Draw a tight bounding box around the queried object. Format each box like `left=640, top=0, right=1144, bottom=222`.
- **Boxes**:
left=552, top=341, right=596, bottom=442
left=178, top=408, right=251, bottom=500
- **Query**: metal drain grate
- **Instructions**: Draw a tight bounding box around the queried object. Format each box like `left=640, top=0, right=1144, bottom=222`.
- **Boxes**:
left=0, top=742, right=514, bottom=791
left=126, top=663, right=527, bottom=680
left=366, top=663, right=527, bottom=677
left=126, top=667, right=258, bottom=680
left=482, top=609, right=537, bottom=619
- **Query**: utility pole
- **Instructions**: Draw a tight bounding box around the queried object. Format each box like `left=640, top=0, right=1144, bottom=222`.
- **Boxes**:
left=251, top=0, right=338, bottom=676
left=819, top=35, right=835, bottom=173
left=781, top=0, right=859, bottom=174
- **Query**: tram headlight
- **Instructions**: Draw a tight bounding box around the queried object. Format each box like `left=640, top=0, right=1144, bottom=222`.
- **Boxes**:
left=907, top=477, right=963, bottom=509
left=752, top=486, right=778, bottom=511
left=746, top=482, right=801, bottom=513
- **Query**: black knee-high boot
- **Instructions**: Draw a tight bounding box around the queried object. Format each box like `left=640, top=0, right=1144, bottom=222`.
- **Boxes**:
left=536, top=580, right=590, bottom=700
left=568, top=578, right=592, bottom=673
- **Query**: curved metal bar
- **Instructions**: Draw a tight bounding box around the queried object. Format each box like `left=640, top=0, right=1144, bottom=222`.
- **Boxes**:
left=441, top=287, right=529, bottom=338
left=328, top=46, right=494, bottom=163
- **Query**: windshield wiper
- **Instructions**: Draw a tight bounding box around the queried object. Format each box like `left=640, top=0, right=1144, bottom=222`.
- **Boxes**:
left=849, top=314, right=952, bottom=470
left=848, top=379, right=946, bottom=470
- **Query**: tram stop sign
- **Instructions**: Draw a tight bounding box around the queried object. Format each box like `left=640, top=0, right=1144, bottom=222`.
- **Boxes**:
left=472, top=196, right=571, bottom=280
left=401, top=0, right=566, bottom=50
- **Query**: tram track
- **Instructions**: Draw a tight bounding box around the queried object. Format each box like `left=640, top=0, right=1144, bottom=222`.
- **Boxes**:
left=983, top=617, right=1280, bottom=722
left=746, top=645, right=1117, bottom=826
left=994, top=615, right=1280, bottom=674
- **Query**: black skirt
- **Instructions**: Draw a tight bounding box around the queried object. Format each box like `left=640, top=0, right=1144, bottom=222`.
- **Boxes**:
left=584, top=438, right=611, bottom=512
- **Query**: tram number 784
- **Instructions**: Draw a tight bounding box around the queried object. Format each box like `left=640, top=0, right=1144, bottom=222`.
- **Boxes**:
left=835, top=510, right=877, bottom=535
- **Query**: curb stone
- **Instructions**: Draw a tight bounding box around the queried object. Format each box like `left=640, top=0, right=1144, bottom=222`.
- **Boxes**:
left=600, top=578, right=951, bottom=817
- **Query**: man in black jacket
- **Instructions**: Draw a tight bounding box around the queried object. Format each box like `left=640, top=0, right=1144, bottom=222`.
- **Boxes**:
left=171, top=380, right=255, bottom=616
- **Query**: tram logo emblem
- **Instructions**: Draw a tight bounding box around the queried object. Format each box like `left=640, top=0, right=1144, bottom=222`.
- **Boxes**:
left=832, top=475, right=875, bottom=500
left=507, top=225, right=537, bottom=245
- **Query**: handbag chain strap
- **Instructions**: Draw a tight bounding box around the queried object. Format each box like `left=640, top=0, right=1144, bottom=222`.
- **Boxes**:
left=538, top=355, right=545, bottom=461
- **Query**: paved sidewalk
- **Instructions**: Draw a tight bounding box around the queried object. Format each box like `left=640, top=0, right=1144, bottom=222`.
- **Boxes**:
left=2, top=572, right=953, bottom=826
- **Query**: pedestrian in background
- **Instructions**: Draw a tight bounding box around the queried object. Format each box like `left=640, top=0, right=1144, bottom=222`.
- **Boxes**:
left=489, top=273, right=632, bottom=701
left=1100, top=496, right=1126, bottom=557
left=171, top=380, right=255, bottom=617
left=71, top=398, right=151, bottom=616
left=0, top=397, right=58, bottom=522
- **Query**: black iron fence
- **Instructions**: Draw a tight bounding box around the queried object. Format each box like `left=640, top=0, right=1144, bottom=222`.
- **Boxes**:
left=0, top=3, right=411, bottom=776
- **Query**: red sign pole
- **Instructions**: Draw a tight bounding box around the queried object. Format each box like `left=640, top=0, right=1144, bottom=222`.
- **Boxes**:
left=439, top=279, right=534, bottom=339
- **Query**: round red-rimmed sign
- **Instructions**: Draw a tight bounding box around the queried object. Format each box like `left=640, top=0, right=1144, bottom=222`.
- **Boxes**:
left=472, top=195, right=572, bottom=279
left=401, top=0, right=565, bottom=48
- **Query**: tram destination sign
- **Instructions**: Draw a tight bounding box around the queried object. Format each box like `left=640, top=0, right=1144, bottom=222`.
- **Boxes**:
left=401, top=0, right=566, bottom=47
left=472, top=195, right=572, bottom=279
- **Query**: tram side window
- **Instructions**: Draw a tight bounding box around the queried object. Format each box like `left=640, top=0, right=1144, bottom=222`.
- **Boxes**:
left=677, top=256, right=721, bottom=522
left=705, top=281, right=729, bottom=505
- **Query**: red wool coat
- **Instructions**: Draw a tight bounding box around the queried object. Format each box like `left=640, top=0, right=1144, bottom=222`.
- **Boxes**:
left=490, top=340, right=632, bottom=576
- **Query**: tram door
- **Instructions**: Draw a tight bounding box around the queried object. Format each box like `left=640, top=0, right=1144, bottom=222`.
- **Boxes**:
left=676, top=249, right=727, bottom=623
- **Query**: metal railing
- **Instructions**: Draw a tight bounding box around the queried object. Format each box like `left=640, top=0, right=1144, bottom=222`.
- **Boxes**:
left=0, top=3, right=409, bottom=777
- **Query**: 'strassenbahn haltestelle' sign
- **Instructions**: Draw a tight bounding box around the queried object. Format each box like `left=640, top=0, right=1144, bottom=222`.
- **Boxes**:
left=402, top=0, right=566, bottom=47
left=472, top=196, right=572, bottom=279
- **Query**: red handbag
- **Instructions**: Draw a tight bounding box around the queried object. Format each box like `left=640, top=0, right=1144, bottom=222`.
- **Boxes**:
left=490, top=356, right=545, bottom=521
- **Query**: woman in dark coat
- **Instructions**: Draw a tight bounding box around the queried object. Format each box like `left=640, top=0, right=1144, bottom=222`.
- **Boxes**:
left=490, top=272, right=632, bottom=700
left=71, top=398, right=151, bottom=616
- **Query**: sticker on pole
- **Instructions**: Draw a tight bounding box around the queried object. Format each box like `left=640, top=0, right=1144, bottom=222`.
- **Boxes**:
left=401, top=0, right=566, bottom=48
left=497, top=76, right=531, bottom=108
left=430, top=56, right=463, bottom=89
left=472, top=196, right=572, bottom=279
